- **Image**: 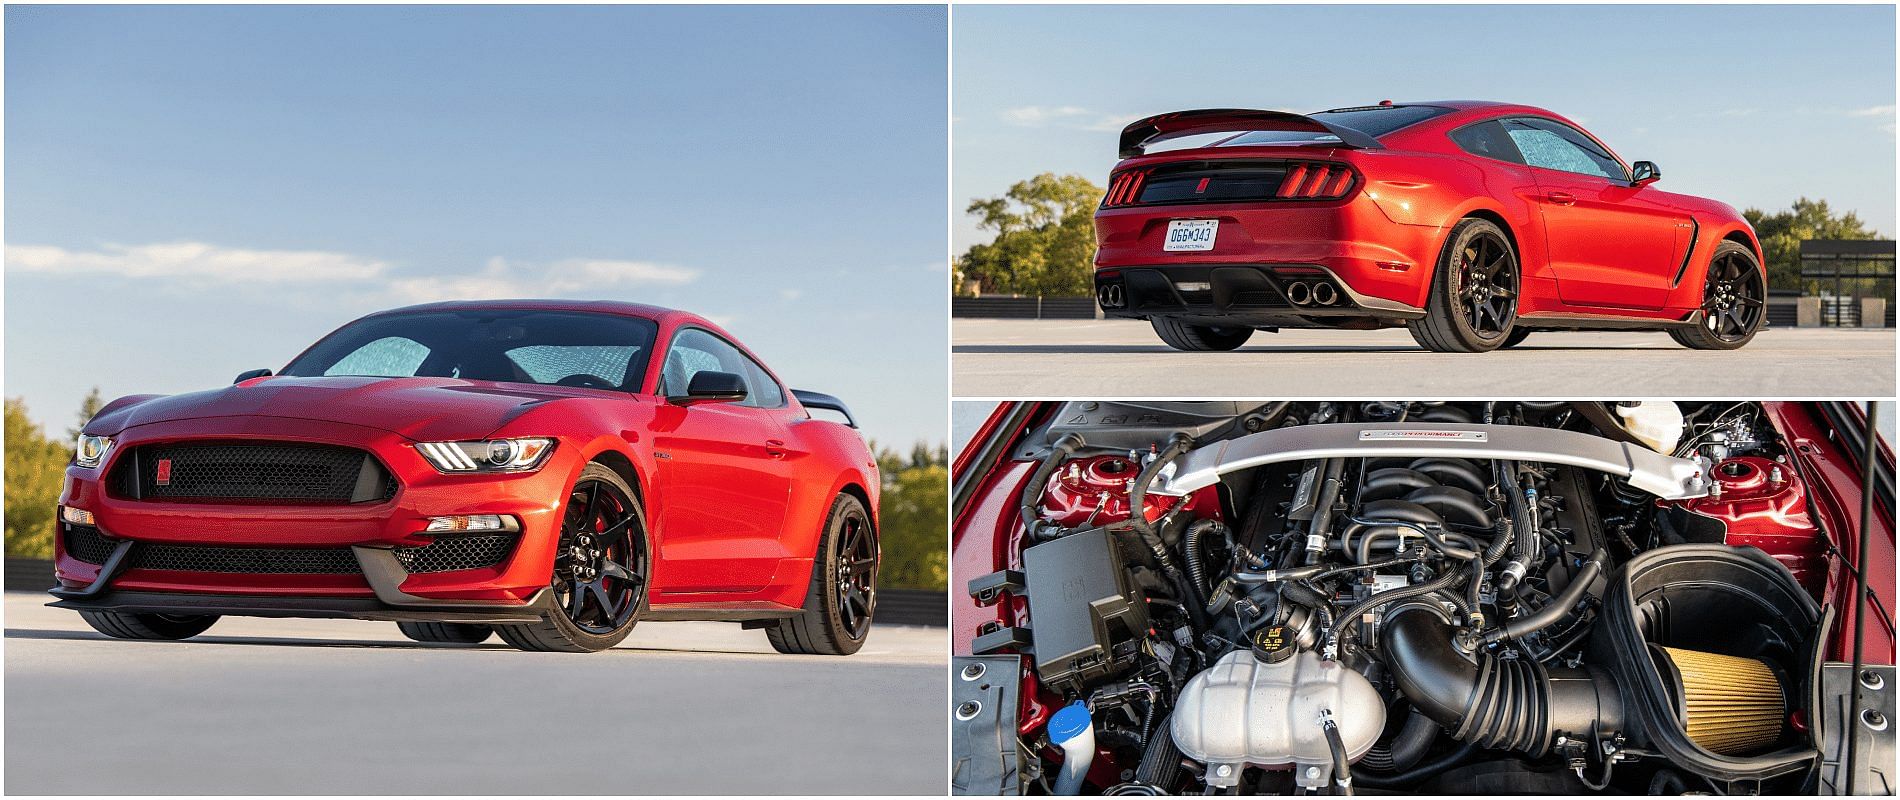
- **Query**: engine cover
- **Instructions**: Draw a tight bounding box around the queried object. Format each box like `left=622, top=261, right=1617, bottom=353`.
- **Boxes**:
left=1170, top=649, right=1385, bottom=789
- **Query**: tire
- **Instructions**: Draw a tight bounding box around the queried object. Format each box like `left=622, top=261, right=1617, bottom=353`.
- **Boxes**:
left=767, top=493, right=877, bottom=656
left=495, top=463, right=649, bottom=653
left=78, top=610, right=218, bottom=640
left=1500, top=328, right=1532, bottom=349
left=397, top=621, right=493, bottom=645
left=1151, top=318, right=1253, bottom=351
left=1407, top=218, right=1520, bottom=353
left=1669, top=241, right=1765, bottom=350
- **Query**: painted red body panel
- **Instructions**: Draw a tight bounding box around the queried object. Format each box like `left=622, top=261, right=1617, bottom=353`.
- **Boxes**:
left=1096, top=102, right=1764, bottom=325
left=56, top=300, right=878, bottom=615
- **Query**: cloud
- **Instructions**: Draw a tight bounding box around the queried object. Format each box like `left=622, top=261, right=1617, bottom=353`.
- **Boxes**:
left=1001, top=105, right=1136, bottom=132
left=1849, top=105, right=1896, bottom=117
left=383, top=256, right=699, bottom=303
left=5, top=241, right=388, bottom=283
left=7, top=240, right=702, bottom=306
left=779, top=288, right=804, bottom=302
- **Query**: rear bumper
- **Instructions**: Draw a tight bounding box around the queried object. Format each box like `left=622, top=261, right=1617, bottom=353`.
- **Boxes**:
left=1093, top=198, right=1443, bottom=320
left=1094, top=263, right=1425, bottom=328
left=53, top=415, right=571, bottom=605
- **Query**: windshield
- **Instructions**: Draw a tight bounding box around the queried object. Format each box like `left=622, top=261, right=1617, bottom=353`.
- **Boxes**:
left=1217, top=105, right=1452, bottom=146
left=282, top=309, right=660, bottom=391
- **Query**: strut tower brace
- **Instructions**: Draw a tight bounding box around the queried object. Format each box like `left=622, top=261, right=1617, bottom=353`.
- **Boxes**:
left=1163, top=422, right=1713, bottom=501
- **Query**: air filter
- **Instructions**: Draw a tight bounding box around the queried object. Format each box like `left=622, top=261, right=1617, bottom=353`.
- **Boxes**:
left=1650, top=645, right=1785, bottom=755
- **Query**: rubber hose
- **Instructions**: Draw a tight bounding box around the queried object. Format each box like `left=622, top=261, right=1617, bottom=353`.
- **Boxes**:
left=1332, top=567, right=1467, bottom=649
left=1358, top=708, right=1441, bottom=773
left=1323, top=716, right=1354, bottom=795
left=1020, top=432, right=1085, bottom=541
left=1183, top=519, right=1225, bottom=601
left=1481, top=548, right=1606, bottom=644
left=1304, top=458, right=1348, bottom=564
left=1382, top=605, right=1619, bottom=755
left=1351, top=743, right=1478, bottom=790
left=1127, top=432, right=1192, bottom=541
left=1648, top=769, right=1690, bottom=795
left=1134, top=712, right=1184, bottom=790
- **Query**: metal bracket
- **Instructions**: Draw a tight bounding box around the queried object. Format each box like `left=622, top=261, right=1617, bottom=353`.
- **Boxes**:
left=1166, top=422, right=1711, bottom=500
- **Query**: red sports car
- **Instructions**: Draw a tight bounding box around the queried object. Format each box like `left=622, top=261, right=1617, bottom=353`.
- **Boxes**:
left=52, top=300, right=881, bottom=654
left=951, top=401, right=1893, bottom=795
left=1094, top=102, right=1768, bottom=352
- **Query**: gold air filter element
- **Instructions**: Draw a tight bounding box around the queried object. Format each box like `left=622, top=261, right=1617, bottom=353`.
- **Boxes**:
left=1650, top=645, right=1785, bottom=755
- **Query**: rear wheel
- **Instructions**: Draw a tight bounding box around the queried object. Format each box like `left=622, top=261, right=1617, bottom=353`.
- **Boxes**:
left=78, top=610, right=218, bottom=640
left=1408, top=218, right=1519, bottom=353
left=767, top=493, right=877, bottom=656
left=496, top=464, right=649, bottom=653
left=1151, top=318, right=1253, bottom=351
left=397, top=621, right=493, bottom=645
left=1670, top=241, right=1765, bottom=350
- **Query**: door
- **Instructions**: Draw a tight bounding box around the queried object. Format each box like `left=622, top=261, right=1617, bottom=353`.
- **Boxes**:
left=1504, top=117, right=1690, bottom=311
left=646, top=327, right=795, bottom=595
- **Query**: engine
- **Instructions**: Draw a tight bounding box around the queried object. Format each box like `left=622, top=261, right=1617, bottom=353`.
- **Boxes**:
left=969, top=401, right=1838, bottom=795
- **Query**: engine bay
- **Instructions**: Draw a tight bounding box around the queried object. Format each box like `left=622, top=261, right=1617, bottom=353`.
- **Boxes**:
left=963, top=401, right=1880, bottom=795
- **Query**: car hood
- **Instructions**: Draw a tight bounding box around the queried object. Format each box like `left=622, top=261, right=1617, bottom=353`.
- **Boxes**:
left=92, top=376, right=588, bottom=441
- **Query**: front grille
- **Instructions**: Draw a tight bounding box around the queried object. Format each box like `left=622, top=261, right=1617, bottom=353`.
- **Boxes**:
left=395, top=535, right=516, bottom=574
left=64, top=524, right=116, bottom=565
left=131, top=542, right=364, bottom=574
left=114, top=442, right=397, bottom=504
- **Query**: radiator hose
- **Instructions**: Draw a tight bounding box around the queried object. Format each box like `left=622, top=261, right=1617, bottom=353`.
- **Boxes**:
left=1381, top=604, right=1621, bottom=755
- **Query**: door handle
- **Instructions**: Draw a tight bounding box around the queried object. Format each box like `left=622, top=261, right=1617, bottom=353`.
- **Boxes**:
left=1547, top=191, right=1576, bottom=206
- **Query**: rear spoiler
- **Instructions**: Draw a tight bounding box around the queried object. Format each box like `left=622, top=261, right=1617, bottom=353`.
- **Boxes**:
left=793, top=389, right=858, bottom=428
left=1118, top=108, right=1385, bottom=158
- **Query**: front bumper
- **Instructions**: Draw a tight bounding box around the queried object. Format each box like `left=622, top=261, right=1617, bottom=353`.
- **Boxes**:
left=52, top=415, right=571, bottom=611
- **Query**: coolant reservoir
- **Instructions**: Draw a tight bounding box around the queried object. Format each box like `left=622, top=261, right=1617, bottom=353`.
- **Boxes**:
left=1170, top=648, right=1385, bottom=789
left=1616, top=401, right=1685, bottom=453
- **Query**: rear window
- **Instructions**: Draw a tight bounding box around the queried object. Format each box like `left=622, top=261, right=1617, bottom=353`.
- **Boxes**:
left=1218, top=105, right=1452, bottom=147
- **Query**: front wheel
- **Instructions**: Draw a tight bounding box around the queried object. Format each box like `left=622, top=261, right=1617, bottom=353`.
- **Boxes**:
left=767, top=493, right=877, bottom=656
left=1669, top=241, right=1765, bottom=350
left=496, top=463, right=650, bottom=653
left=397, top=621, right=493, bottom=645
left=1407, top=218, right=1520, bottom=353
left=78, top=610, right=219, bottom=640
left=1151, top=318, right=1253, bottom=351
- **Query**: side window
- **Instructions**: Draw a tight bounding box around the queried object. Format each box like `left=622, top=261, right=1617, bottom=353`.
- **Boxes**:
left=1503, top=118, right=1625, bottom=180
left=1449, top=121, right=1524, bottom=164
left=661, top=328, right=783, bottom=408
left=324, top=336, right=430, bottom=377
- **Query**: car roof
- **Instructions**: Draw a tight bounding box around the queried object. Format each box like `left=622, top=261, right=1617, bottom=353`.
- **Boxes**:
left=370, top=298, right=705, bottom=327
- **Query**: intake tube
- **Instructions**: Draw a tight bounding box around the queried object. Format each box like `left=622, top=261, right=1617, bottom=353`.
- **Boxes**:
left=1381, top=603, right=1621, bottom=756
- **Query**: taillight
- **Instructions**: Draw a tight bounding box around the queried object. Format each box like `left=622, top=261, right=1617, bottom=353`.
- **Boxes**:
left=1102, top=169, right=1149, bottom=208
left=1276, top=161, right=1355, bottom=200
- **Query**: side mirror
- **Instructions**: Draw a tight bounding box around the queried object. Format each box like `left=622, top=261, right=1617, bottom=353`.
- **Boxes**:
left=668, top=370, right=748, bottom=405
left=234, top=368, right=273, bottom=384
left=1630, top=161, right=1661, bottom=187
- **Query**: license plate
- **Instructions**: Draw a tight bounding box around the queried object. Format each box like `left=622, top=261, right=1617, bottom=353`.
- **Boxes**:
left=1163, top=219, right=1218, bottom=252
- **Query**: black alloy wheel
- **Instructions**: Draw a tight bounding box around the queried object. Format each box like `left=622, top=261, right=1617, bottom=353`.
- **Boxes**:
left=767, top=493, right=877, bottom=656
left=1674, top=242, right=1766, bottom=349
left=833, top=508, right=877, bottom=640
left=495, top=463, right=649, bottom=653
left=1408, top=218, right=1521, bottom=353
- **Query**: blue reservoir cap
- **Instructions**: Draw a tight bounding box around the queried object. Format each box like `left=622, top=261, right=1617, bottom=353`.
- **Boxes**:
left=1048, top=701, right=1092, bottom=744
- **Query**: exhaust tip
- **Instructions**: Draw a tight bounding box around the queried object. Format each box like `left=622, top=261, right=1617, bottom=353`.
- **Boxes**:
left=1312, top=282, right=1339, bottom=306
left=1098, top=284, right=1125, bottom=309
left=1285, top=281, right=1312, bottom=306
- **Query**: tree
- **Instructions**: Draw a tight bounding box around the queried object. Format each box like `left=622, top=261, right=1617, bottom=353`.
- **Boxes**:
left=68, top=386, right=104, bottom=441
left=870, top=440, right=948, bottom=590
left=5, top=398, right=70, bottom=558
left=958, top=173, right=1104, bottom=297
left=1743, top=198, right=1880, bottom=292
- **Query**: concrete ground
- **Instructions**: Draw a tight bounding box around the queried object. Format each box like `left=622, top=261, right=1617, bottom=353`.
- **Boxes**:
left=4, top=593, right=947, bottom=795
left=953, top=320, right=1896, bottom=397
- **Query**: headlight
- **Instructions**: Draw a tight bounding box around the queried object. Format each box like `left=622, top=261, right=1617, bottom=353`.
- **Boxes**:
left=415, top=438, right=555, bottom=473
left=74, top=434, right=114, bottom=468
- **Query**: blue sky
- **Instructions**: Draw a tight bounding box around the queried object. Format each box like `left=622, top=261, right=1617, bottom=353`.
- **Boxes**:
left=5, top=4, right=947, bottom=446
left=953, top=4, right=1896, bottom=251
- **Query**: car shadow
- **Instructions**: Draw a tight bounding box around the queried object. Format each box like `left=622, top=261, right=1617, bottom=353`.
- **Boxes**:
left=3, top=627, right=784, bottom=657
left=953, top=344, right=1686, bottom=354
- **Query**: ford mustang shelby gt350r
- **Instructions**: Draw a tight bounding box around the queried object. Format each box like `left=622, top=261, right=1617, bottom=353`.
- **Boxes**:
left=951, top=401, right=1894, bottom=795
left=1094, top=102, right=1769, bottom=353
left=53, top=300, right=880, bottom=654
